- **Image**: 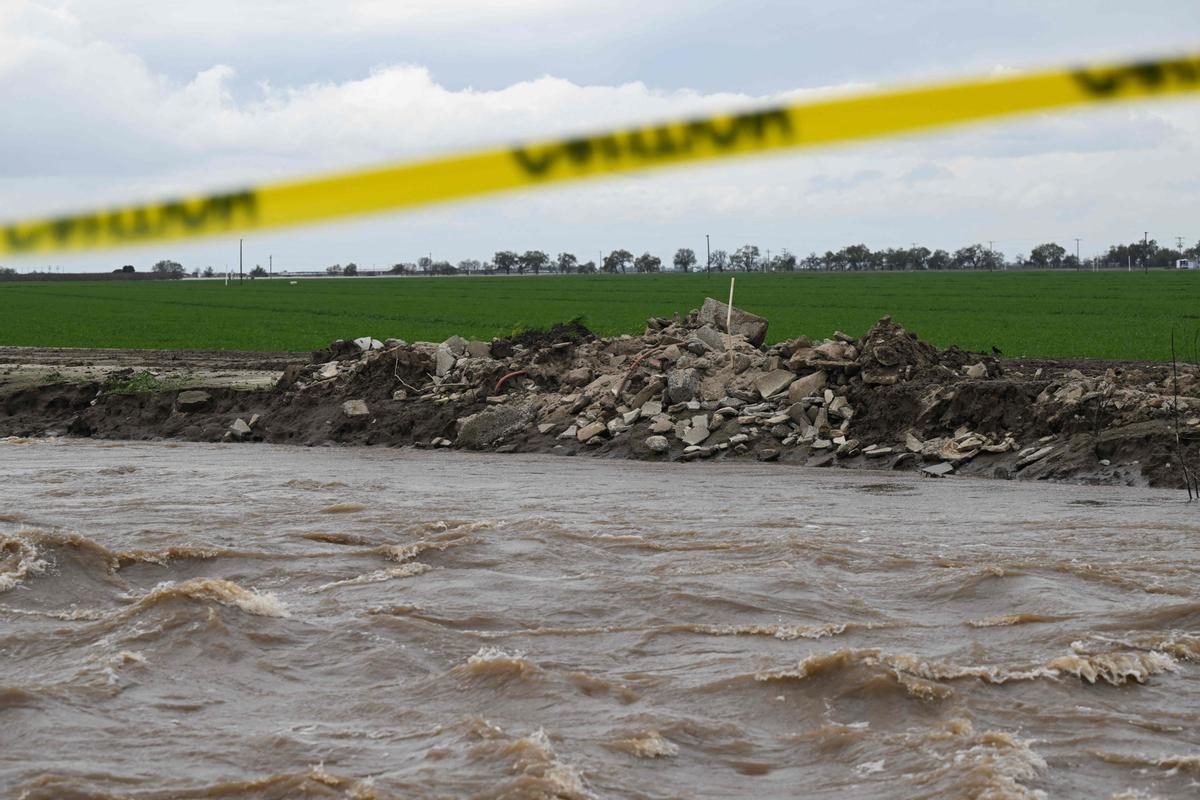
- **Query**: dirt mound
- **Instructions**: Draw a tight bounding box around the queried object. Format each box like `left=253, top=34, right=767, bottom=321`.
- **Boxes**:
left=3, top=300, right=1199, bottom=490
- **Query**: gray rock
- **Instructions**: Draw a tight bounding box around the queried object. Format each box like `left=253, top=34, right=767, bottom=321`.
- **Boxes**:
left=697, top=297, right=769, bottom=347
left=435, top=346, right=457, bottom=377
left=666, top=368, right=701, bottom=403
left=175, top=390, right=213, bottom=412
left=317, top=362, right=339, bottom=380
left=645, top=435, right=670, bottom=453
left=1016, top=445, right=1055, bottom=469
left=922, top=462, right=955, bottom=477
left=342, top=399, right=369, bottom=417
left=229, top=418, right=252, bottom=438
left=787, top=371, right=827, bottom=402
left=457, top=404, right=535, bottom=449
left=785, top=404, right=815, bottom=435
left=681, top=420, right=710, bottom=446
left=754, top=369, right=797, bottom=399
left=442, top=335, right=469, bottom=356
left=466, top=340, right=492, bottom=358
left=692, top=324, right=727, bottom=352
left=965, top=362, right=987, bottom=379
left=640, top=399, right=663, bottom=417
left=563, top=367, right=592, bottom=386
left=577, top=421, right=607, bottom=442
left=353, top=336, right=383, bottom=351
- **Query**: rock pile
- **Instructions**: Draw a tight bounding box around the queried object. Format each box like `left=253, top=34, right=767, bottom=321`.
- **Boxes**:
left=269, top=299, right=1200, bottom=485
left=16, top=296, right=1191, bottom=488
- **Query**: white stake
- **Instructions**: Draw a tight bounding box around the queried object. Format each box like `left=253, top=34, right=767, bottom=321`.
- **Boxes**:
left=726, top=277, right=736, bottom=365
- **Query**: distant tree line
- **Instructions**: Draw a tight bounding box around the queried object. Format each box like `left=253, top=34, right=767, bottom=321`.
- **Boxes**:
left=5, top=238, right=1196, bottom=281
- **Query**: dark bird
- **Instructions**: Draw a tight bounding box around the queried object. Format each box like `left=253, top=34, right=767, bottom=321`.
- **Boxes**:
left=991, top=346, right=1003, bottom=356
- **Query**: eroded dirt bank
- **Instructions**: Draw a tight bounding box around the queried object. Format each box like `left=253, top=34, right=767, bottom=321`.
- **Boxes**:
left=2, top=299, right=1199, bottom=489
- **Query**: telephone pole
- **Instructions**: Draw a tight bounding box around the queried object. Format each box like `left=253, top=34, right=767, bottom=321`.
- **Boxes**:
left=706, top=234, right=711, bottom=274
left=239, top=239, right=243, bottom=284
left=1144, top=231, right=1149, bottom=274
left=269, top=254, right=272, bottom=279
left=1074, top=238, right=1081, bottom=271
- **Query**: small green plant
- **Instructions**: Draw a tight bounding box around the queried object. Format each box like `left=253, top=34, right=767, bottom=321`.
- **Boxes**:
left=103, top=371, right=165, bottom=395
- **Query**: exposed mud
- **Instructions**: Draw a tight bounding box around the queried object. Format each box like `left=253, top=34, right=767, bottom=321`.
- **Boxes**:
left=2, top=300, right=1199, bottom=489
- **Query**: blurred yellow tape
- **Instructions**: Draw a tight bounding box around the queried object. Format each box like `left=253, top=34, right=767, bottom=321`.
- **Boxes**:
left=3, top=53, right=1199, bottom=256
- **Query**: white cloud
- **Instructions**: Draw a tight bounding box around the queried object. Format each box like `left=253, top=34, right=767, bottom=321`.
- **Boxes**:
left=2, top=0, right=1199, bottom=269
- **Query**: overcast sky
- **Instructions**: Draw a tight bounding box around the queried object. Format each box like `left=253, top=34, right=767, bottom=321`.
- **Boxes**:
left=4, top=0, right=1200, bottom=272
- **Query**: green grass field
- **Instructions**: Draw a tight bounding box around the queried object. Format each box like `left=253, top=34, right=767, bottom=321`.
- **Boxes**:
left=1, top=271, right=1198, bottom=361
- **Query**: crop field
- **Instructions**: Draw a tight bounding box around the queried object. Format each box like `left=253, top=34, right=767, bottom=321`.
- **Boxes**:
left=1, top=271, right=1198, bottom=361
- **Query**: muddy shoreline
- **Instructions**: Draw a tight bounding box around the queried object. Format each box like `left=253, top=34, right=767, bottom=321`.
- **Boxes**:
left=3, top=303, right=1199, bottom=490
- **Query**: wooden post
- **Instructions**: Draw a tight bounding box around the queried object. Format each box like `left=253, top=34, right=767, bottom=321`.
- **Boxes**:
left=726, top=277, right=736, bottom=366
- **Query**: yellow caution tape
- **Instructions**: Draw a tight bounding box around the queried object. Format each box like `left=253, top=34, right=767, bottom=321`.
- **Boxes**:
left=3, top=53, right=1199, bottom=256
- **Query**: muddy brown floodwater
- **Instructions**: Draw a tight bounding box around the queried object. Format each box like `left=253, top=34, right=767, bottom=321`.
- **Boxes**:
left=2, top=438, right=1199, bottom=799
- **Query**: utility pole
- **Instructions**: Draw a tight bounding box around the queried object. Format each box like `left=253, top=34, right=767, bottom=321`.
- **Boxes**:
left=1177, top=236, right=1185, bottom=250
left=239, top=238, right=243, bottom=284
left=1074, top=238, right=1081, bottom=271
left=987, top=240, right=995, bottom=271
left=269, top=254, right=272, bottom=279
left=1144, top=231, right=1149, bottom=274
left=706, top=234, right=711, bottom=275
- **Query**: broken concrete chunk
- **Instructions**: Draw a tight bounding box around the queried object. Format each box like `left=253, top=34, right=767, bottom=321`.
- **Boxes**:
left=457, top=405, right=534, bottom=449
left=563, top=367, right=592, bottom=386
left=697, top=297, right=769, bottom=347
left=577, top=421, right=607, bottom=442
left=175, top=390, right=213, bottom=412
left=787, top=371, right=827, bottom=402
left=229, top=418, right=251, bottom=438
left=666, top=368, right=701, bottom=403
left=1016, top=445, right=1055, bottom=469
left=353, top=336, right=383, bottom=352
left=442, top=335, right=469, bottom=356
left=342, top=399, right=369, bottom=418
left=435, top=346, right=457, bottom=377
left=965, top=362, right=987, bottom=379
left=754, top=369, right=797, bottom=399
left=692, top=324, right=727, bottom=352
left=645, top=435, right=670, bottom=453
left=681, top=421, right=710, bottom=446
left=922, top=462, right=955, bottom=477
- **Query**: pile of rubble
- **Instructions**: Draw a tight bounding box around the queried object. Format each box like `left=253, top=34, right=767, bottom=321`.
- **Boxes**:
left=267, top=297, right=1200, bottom=484
left=9, top=295, right=1192, bottom=486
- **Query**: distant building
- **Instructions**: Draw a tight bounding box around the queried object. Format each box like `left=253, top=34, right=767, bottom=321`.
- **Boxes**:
left=1177, top=259, right=1198, bottom=270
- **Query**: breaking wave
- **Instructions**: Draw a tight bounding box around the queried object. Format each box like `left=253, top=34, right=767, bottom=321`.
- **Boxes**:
left=126, top=578, right=289, bottom=618
left=608, top=729, right=679, bottom=758
left=454, top=647, right=544, bottom=681
left=0, top=532, right=49, bottom=592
